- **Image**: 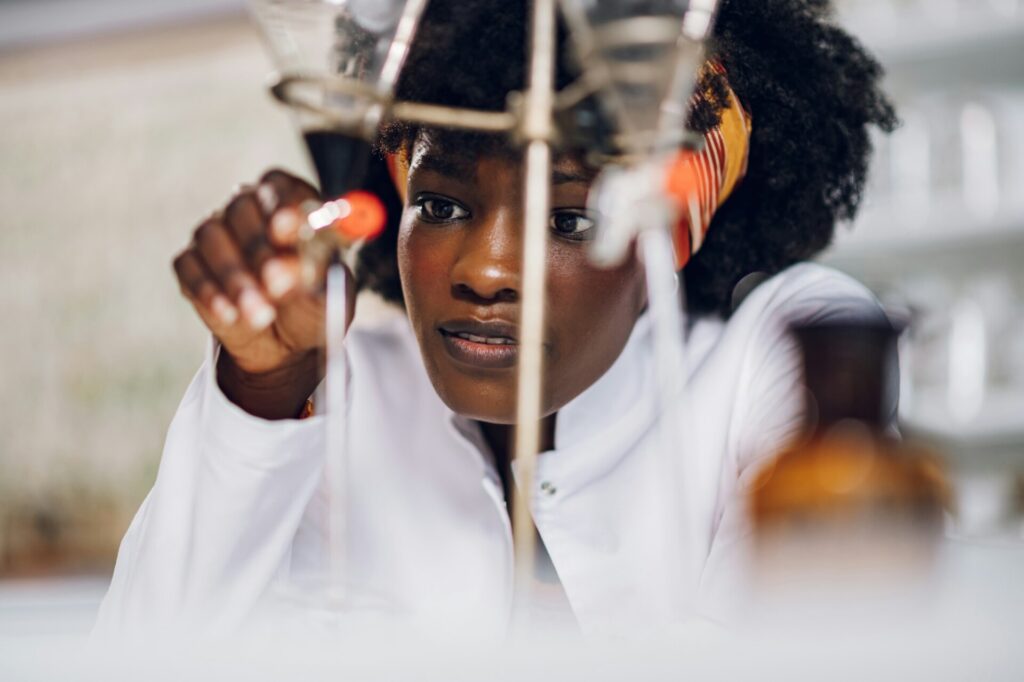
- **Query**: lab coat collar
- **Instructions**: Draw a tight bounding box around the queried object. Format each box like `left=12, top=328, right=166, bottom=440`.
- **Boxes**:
left=554, top=311, right=653, bottom=453
left=530, top=311, right=657, bottom=499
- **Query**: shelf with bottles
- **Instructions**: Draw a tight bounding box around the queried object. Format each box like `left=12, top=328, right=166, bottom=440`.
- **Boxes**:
left=838, top=1, right=1024, bottom=87
left=821, top=202, right=1024, bottom=273
left=902, top=388, right=1024, bottom=453
left=886, top=270, right=1024, bottom=457
left=819, top=83, right=1024, bottom=270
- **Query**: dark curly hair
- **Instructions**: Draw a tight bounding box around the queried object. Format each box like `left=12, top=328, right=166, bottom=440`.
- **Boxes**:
left=353, top=0, right=897, bottom=317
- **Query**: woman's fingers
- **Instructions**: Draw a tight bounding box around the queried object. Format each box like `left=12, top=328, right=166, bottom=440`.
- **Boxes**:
left=224, top=190, right=301, bottom=301
left=258, top=169, right=321, bottom=249
left=225, top=192, right=276, bottom=271
left=244, top=169, right=324, bottom=298
left=259, top=168, right=320, bottom=206
left=268, top=206, right=305, bottom=249
left=192, top=216, right=276, bottom=331
left=171, top=170, right=341, bottom=379
left=172, top=249, right=239, bottom=328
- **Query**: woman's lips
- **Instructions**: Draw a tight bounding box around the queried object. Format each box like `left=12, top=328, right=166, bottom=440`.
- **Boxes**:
left=438, top=320, right=519, bottom=370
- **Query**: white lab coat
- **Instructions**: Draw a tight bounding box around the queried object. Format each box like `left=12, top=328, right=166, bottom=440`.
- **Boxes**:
left=95, top=263, right=889, bottom=637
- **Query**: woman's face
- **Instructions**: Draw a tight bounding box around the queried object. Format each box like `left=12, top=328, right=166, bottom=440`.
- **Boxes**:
left=397, top=132, right=647, bottom=424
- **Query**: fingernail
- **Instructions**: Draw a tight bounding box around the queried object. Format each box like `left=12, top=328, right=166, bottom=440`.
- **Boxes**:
left=210, top=295, right=239, bottom=326
left=263, top=259, right=296, bottom=299
left=238, top=288, right=276, bottom=330
left=256, top=183, right=278, bottom=215
left=271, top=208, right=301, bottom=242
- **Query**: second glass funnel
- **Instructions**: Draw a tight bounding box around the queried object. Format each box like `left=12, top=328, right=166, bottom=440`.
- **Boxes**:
left=559, top=0, right=718, bottom=158
left=560, top=0, right=723, bottom=616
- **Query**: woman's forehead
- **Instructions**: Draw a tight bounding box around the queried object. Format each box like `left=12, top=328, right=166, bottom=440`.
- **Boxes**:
left=407, top=129, right=598, bottom=184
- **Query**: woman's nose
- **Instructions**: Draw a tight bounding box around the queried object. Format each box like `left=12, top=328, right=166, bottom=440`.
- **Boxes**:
left=450, top=211, right=520, bottom=303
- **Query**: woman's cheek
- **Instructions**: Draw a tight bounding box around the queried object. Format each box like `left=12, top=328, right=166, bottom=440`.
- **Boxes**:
left=398, top=224, right=447, bottom=309
left=548, top=246, right=641, bottom=316
left=555, top=256, right=646, bottom=365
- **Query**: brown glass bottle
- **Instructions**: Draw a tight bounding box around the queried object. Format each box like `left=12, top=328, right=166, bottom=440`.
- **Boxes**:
left=750, top=320, right=949, bottom=580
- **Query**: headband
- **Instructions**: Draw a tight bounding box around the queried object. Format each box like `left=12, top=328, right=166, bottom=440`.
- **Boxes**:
left=669, top=61, right=752, bottom=269
left=384, top=61, right=751, bottom=272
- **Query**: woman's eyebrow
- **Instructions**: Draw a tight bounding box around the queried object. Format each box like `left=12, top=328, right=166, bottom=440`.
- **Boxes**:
left=551, top=169, right=594, bottom=185
left=409, top=153, right=475, bottom=181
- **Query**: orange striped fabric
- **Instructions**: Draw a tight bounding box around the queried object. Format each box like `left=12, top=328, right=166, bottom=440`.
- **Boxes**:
left=670, top=61, right=752, bottom=269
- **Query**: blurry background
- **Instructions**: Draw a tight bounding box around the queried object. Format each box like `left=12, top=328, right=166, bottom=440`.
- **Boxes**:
left=0, top=0, right=305, bottom=633
left=824, top=0, right=1024, bottom=542
left=0, top=0, right=1022, bottom=634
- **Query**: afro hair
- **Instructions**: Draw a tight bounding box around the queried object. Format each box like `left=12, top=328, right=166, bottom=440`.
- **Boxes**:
left=352, top=0, right=897, bottom=317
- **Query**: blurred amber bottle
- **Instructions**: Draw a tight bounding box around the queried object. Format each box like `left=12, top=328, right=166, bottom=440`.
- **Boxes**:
left=750, top=321, right=950, bottom=576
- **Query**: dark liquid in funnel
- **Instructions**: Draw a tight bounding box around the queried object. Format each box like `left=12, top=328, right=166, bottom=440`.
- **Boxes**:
left=302, top=129, right=404, bottom=244
left=303, top=129, right=373, bottom=200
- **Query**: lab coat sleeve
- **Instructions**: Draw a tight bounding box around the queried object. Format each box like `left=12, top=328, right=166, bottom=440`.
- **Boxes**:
left=94, top=339, right=326, bottom=637
left=695, top=264, right=892, bottom=622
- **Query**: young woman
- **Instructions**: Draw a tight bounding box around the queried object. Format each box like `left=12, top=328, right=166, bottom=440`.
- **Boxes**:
left=97, top=0, right=898, bottom=635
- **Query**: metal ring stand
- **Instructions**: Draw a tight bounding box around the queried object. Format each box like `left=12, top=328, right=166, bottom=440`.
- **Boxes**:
left=271, top=0, right=721, bottom=625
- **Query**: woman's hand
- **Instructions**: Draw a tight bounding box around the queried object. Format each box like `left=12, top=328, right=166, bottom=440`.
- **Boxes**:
left=172, top=169, right=353, bottom=419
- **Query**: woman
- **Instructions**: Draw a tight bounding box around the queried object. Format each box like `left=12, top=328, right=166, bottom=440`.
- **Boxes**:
left=97, top=0, right=897, bottom=635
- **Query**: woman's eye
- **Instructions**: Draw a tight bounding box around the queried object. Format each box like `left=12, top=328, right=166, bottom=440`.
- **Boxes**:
left=414, top=195, right=469, bottom=222
left=549, top=211, right=597, bottom=240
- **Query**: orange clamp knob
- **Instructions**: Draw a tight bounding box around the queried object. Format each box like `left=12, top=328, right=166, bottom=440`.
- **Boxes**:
left=331, top=190, right=387, bottom=243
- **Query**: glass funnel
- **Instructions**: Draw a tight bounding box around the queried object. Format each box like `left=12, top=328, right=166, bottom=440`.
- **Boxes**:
left=247, top=0, right=425, bottom=630
left=250, top=0, right=426, bottom=198
left=559, top=0, right=722, bottom=617
left=559, top=0, right=718, bottom=157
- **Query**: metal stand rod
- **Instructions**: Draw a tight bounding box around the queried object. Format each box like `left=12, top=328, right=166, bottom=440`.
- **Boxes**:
left=642, top=0, right=721, bottom=617
left=512, top=140, right=550, bottom=613
left=324, top=262, right=350, bottom=606
left=639, top=225, right=703, bottom=614
left=391, top=101, right=517, bottom=133
left=511, top=0, right=557, bottom=618
left=271, top=75, right=518, bottom=134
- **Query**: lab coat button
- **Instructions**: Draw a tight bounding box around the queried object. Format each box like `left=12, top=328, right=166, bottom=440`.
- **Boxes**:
left=540, top=480, right=557, bottom=496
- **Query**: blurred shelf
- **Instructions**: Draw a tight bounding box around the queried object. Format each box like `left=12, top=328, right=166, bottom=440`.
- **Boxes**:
left=0, top=0, right=246, bottom=51
left=820, top=204, right=1024, bottom=275
left=905, top=393, right=1024, bottom=444
left=841, top=9, right=1024, bottom=88
left=847, top=10, right=1024, bottom=63
left=902, top=390, right=1024, bottom=471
